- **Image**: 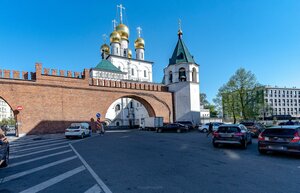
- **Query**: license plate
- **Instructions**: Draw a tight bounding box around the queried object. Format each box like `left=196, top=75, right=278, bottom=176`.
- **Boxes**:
left=220, top=133, right=233, bottom=138
left=268, top=145, right=286, bottom=150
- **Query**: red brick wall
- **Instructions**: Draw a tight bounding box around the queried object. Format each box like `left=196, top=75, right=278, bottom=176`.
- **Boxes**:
left=0, top=65, right=173, bottom=134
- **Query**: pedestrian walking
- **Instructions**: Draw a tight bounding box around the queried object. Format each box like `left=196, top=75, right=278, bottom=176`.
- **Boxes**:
left=207, top=122, right=213, bottom=137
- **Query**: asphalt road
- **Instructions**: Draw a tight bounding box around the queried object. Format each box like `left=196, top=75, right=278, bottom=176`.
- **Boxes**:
left=1, top=130, right=300, bottom=193
left=73, top=130, right=300, bottom=193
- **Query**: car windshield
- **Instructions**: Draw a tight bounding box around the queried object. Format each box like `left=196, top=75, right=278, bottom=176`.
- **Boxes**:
left=240, top=122, right=254, bottom=126
left=263, top=129, right=296, bottom=136
left=68, top=126, right=80, bottom=129
left=218, top=126, right=240, bottom=133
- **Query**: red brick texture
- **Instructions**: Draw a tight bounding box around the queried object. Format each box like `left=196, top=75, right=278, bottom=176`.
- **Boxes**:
left=0, top=64, right=173, bottom=135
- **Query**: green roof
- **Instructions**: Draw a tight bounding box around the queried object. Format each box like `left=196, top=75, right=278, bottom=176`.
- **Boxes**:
left=94, top=60, right=123, bottom=73
left=169, top=37, right=195, bottom=65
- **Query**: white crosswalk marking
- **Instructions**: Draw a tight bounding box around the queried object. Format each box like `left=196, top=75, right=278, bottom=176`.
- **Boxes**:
left=10, top=141, right=70, bottom=153
left=19, top=166, right=86, bottom=193
left=85, top=184, right=102, bottom=193
left=0, top=156, right=77, bottom=183
left=9, top=150, right=73, bottom=168
left=10, top=145, right=69, bottom=159
left=10, top=138, right=67, bottom=148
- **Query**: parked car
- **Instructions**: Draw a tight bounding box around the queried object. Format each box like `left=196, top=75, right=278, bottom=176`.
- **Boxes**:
left=198, top=122, right=223, bottom=132
left=175, top=121, right=195, bottom=130
left=0, top=128, right=9, bottom=167
left=258, top=125, right=300, bottom=155
left=240, top=121, right=266, bottom=137
left=212, top=124, right=252, bottom=149
left=65, top=122, right=91, bottom=139
left=156, top=123, right=188, bottom=133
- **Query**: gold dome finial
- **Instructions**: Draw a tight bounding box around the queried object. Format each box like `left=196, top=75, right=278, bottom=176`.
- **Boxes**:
left=110, top=31, right=121, bottom=43
left=128, top=49, right=132, bottom=58
left=116, top=23, right=129, bottom=41
left=101, top=43, right=110, bottom=55
left=134, top=27, right=145, bottom=49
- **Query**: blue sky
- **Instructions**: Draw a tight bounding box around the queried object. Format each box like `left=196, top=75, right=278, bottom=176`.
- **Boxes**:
left=1, top=0, right=300, bottom=103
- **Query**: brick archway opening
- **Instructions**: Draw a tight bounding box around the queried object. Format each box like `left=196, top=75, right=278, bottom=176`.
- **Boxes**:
left=0, top=97, right=17, bottom=136
left=104, top=95, right=155, bottom=128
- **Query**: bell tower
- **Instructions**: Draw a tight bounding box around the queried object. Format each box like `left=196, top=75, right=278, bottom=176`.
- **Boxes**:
left=164, top=21, right=200, bottom=124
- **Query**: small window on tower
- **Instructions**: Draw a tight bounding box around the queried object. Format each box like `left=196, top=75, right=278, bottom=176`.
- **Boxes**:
left=144, top=70, right=147, bottom=77
left=131, top=69, right=134, bottom=76
left=169, top=71, right=173, bottom=83
left=124, top=50, right=126, bottom=57
left=179, top=68, right=186, bottom=82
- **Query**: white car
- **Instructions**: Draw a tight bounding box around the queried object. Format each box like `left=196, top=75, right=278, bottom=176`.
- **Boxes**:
left=198, top=122, right=224, bottom=132
left=65, top=123, right=91, bottom=139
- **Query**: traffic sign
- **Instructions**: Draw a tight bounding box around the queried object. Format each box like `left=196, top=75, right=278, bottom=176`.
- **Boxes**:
left=96, top=113, right=101, bottom=118
left=16, top=106, right=23, bottom=111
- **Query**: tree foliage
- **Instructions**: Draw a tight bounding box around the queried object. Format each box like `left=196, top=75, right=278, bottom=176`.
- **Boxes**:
left=216, top=68, right=264, bottom=123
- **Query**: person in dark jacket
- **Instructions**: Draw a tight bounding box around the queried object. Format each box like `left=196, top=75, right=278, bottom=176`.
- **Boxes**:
left=207, top=122, right=213, bottom=137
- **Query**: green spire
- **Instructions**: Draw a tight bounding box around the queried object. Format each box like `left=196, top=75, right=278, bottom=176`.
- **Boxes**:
left=94, top=60, right=123, bottom=73
left=169, top=35, right=195, bottom=65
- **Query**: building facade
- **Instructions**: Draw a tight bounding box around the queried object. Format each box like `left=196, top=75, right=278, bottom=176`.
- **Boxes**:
left=0, top=98, right=13, bottom=121
left=264, top=86, right=300, bottom=118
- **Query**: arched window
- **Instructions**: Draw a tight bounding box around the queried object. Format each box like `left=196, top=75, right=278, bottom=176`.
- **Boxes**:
left=144, top=70, right=147, bottom=77
left=116, top=122, right=120, bottom=126
left=115, top=104, right=121, bottom=111
left=169, top=71, right=173, bottom=83
left=192, top=67, right=197, bottom=82
left=131, top=68, right=134, bottom=76
left=179, top=68, right=186, bottom=82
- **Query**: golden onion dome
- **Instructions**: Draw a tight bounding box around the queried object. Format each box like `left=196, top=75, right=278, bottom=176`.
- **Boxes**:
left=116, top=24, right=129, bottom=41
left=110, top=31, right=121, bottom=43
left=134, top=37, right=145, bottom=49
left=100, top=43, right=110, bottom=54
left=128, top=49, right=132, bottom=59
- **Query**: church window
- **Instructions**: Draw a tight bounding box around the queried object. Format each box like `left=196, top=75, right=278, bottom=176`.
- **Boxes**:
left=115, top=104, right=121, bottom=111
left=130, top=101, right=134, bottom=108
left=179, top=68, right=186, bottom=82
left=124, top=50, right=126, bottom=57
left=169, top=71, right=173, bottom=83
left=131, top=68, right=134, bottom=76
left=144, top=70, right=147, bottom=77
left=116, top=122, right=120, bottom=126
left=192, top=67, right=197, bottom=82
left=116, top=48, right=118, bottom=54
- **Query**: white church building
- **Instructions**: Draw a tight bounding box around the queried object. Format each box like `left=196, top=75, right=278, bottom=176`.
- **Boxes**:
left=90, top=4, right=200, bottom=126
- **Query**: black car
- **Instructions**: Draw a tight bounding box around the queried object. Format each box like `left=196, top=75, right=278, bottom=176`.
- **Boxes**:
left=156, top=123, right=188, bottom=133
left=240, top=121, right=266, bottom=137
left=0, top=129, right=9, bottom=167
left=212, top=124, right=252, bottom=149
left=175, top=121, right=195, bottom=130
left=258, top=126, right=300, bottom=155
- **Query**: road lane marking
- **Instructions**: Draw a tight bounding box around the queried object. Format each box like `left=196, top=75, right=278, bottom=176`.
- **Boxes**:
left=10, top=145, right=69, bottom=159
left=84, top=184, right=102, bottom=193
left=10, top=141, right=70, bottom=154
left=224, top=150, right=240, bottom=160
left=10, top=138, right=67, bottom=148
left=8, top=150, right=73, bottom=168
left=0, top=156, right=77, bottom=183
left=19, top=165, right=85, bottom=193
left=70, top=144, right=112, bottom=193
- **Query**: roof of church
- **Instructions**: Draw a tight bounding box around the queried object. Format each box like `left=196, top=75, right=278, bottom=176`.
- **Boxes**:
left=94, top=60, right=123, bottom=73
left=169, top=36, right=195, bottom=66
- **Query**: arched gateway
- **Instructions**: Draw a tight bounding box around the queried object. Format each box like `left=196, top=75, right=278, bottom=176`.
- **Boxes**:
left=0, top=64, right=173, bottom=135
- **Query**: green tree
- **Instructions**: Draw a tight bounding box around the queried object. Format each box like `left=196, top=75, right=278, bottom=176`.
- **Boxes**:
left=200, top=93, right=218, bottom=117
left=216, top=68, right=264, bottom=122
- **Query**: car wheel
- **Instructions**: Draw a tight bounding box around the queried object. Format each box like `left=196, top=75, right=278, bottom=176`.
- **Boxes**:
left=213, top=142, right=219, bottom=148
left=241, top=140, right=247, bottom=149
left=203, top=128, right=208, bottom=133
left=1, top=149, right=9, bottom=168
left=177, top=129, right=181, bottom=133
left=81, top=133, right=84, bottom=139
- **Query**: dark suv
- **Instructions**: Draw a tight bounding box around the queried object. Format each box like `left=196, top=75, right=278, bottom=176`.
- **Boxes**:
left=213, top=124, right=252, bottom=149
left=175, top=121, right=194, bottom=130
left=240, top=121, right=266, bottom=137
left=258, top=126, right=300, bottom=155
